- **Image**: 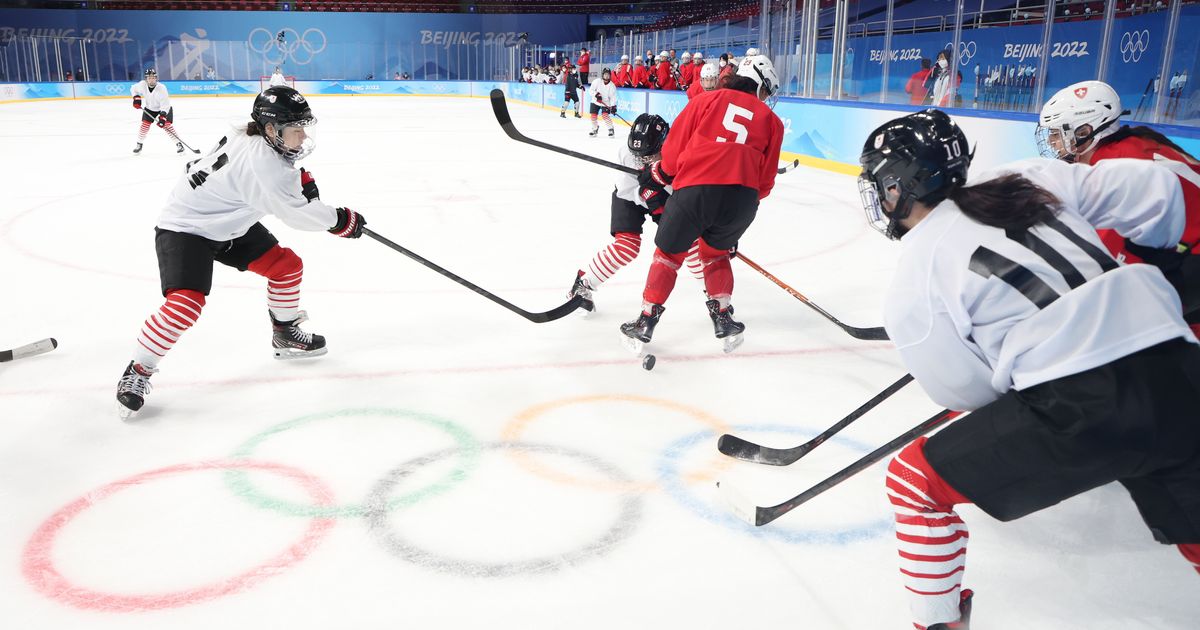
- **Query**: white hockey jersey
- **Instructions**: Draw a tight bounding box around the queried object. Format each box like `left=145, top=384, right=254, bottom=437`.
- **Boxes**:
left=157, top=129, right=338, bottom=242
left=885, top=157, right=1196, bottom=411
left=268, top=71, right=288, bottom=87
left=590, top=77, right=617, bottom=108
left=614, top=145, right=672, bottom=208
left=131, top=80, right=171, bottom=112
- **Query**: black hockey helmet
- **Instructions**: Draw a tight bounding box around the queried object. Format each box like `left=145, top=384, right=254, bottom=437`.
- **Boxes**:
left=601, top=67, right=612, bottom=82
left=858, top=109, right=971, bottom=239
left=252, top=86, right=317, bottom=162
left=144, top=67, right=157, bottom=78
left=628, top=113, right=669, bottom=158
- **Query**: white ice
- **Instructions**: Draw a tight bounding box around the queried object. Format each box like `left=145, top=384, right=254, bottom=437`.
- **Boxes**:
left=0, top=95, right=1195, bottom=629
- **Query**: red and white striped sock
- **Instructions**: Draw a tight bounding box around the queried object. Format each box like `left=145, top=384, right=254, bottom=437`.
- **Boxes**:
left=601, top=112, right=612, bottom=129
left=887, top=437, right=971, bottom=629
left=137, top=120, right=151, bottom=142
left=1179, top=543, right=1200, bottom=576
left=583, top=232, right=640, bottom=288
left=684, top=240, right=705, bottom=284
left=247, top=245, right=304, bottom=322
left=161, top=121, right=182, bottom=143
left=133, top=289, right=205, bottom=369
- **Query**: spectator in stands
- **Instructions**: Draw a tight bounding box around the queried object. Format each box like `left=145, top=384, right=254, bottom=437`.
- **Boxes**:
left=578, top=47, right=591, bottom=84
left=905, top=58, right=932, bottom=105
left=64, top=71, right=73, bottom=81
left=394, top=71, right=401, bottom=80
left=206, top=66, right=215, bottom=80
left=926, top=49, right=963, bottom=107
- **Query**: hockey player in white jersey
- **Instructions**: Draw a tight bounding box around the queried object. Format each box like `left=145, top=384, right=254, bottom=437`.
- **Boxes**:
left=857, top=110, right=1200, bottom=629
left=588, top=68, right=618, bottom=138
left=115, top=86, right=367, bottom=419
left=268, top=66, right=288, bottom=87
left=131, top=68, right=187, bottom=154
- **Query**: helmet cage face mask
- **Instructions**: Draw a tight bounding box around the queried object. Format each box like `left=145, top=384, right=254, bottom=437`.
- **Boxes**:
left=264, top=118, right=317, bottom=163
left=858, top=172, right=914, bottom=241
left=1035, top=124, right=1077, bottom=162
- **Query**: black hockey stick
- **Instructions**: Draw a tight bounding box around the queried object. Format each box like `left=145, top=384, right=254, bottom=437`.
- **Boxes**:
left=174, top=135, right=201, bottom=154
left=719, top=408, right=961, bottom=527
left=0, top=338, right=57, bottom=363
left=777, top=159, right=800, bottom=175
left=489, top=89, right=638, bottom=175
left=717, top=373, right=914, bottom=465
left=364, top=228, right=583, bottom=323
left=737, top=252, right=889, bottom=341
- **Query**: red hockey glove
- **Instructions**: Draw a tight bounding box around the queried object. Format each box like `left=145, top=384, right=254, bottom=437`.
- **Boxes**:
left=641, top=187, right=669, bottom=214
left=329, top=207, right=366, bottom=239
left=300, top=167, right=320, bottom=201
left=132, top=95, right=142, bottom=109
left=156, top=113, right=168, bottom=128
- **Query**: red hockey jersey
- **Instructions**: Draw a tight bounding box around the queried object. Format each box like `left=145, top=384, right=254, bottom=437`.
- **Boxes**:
left=1087, top=128, right=1200, bottom=262
left=660, top=88, right=784, bottom=199
left=630, top=65, right=650, bottom=89
left=655, top=61, right=677, bottom=91
left=686, top=81, right=706, bottom=100
left=679, top=63, right=696, bottom=88
left=611, top=64, right=630, bottom=87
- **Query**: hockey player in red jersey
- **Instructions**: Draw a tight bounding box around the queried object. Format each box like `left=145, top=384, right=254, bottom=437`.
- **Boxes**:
left=621, top=55, right=784, bottom=353
left=611, top=55, right=631, bottom=87
left=630, top=56, right=650, bottom=89
left=678, top=51, right=695, bottom=90
left=686, top=63, right=719, bottom=100
left=130, top=68, right=187, bottom=155
left=114, top=86, right=367, bottom=419
left=861, top=110, right=1200, bottom=629
left=654, top=52, right=677, bottom=91
left=1038, top=80, right=1200, bottom=335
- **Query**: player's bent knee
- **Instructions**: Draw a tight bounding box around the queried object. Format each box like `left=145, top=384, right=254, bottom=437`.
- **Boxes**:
left=247, top=245, right=303, bottom=279
left=697, top=239, right=730, bottom=261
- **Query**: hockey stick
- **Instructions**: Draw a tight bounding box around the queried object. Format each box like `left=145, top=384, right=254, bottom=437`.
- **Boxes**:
left=489, top=89, right=639, bottom=175
left=363, top=228, right=584, bottom=323
left=736, top=252, right=889, bottom=341
left=777, top=159, right=800, bottom=175
left=719, top=408, right=961, bottom=527
left=717, top=373, right=914, bottom=465
left=177, top=138, right=201, bottom=154
left=0, top=338, right=58, bottom=363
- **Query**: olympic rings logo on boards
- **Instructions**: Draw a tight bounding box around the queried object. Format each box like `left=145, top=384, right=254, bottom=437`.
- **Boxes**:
left=946, top=40, right=976, bottom=66
left=1120, top=30, right=1150, bottom=63
left=247, top=27, right=327, bottom=66
left=105, top=83, right=126, bottom=95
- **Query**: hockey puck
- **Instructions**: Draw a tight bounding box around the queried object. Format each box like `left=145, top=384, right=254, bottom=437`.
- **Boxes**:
left=642, top=354, right=656, bottom=371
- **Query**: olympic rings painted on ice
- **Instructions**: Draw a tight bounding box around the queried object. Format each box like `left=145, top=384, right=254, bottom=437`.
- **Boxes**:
left=225, top=408, right=480, bottom=518
left=21, top=460, right=335, bottom=612
left=247, top=27, right=327, bottom=66
left=501, top=394, right=733, bottom=492
left=658, top=425, right=891, bottom=545
left=365, top=442, right=643, bottom=577
left=1120, top=30, right=1150, bottom=64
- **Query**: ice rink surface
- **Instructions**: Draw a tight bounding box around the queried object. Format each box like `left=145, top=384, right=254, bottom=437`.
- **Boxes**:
left=0, top=94, right=1195, bottom=629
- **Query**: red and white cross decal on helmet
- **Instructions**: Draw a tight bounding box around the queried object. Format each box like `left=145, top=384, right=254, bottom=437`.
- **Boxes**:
left=1074, top=87, right=1089, bottom=99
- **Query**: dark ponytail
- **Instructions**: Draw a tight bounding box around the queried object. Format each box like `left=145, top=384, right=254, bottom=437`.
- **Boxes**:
left=720, top=73, right=759, bottom=96
left=245, top=121, right=263, bottom=136
left=949, top=173, right=1060, bottom=230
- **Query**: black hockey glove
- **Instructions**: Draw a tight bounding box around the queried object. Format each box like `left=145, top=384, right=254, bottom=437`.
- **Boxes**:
left=329, top=207, right=366, bottom=239
left=638, top=160, right=674, bottom=192
left=156, top=113, right=168, bottom=128
left=132, top=95, right=142, bottom=109
left=641, top=187, right=669, bottom=215
left=611, top=104, right=618, bottom=115
left=300, top=167, right=320, bottom=201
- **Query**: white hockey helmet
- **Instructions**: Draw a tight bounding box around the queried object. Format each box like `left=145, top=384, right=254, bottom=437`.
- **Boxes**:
left=659, top=50, right=669, bottom=58
left=620, top=54, right=630, bottom=61
left=694, top=52, right=704, bottom=60
left=1036, top=80, right=1124, bottom=162
left=681, top=51, right=692, bottom=61
left=746, top=47, right=761, bottom=57
left=699, top=63, right=720, bottom=89
left=736, top=54, right=781, bottom=104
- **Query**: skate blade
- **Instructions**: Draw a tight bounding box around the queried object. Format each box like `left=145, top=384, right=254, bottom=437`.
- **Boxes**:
left=273, top=346, right=329, bottom=360
left=721, top=333, right=744, bottom=354
left=116, top=401, right=139, bottom=420
left=620, top=334, right=646, bottom=357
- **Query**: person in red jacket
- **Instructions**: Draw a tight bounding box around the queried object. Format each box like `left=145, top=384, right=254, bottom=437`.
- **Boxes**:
left=655, top=53, right=677, bottom=91
left=718, top=53, right=736, bottom=80
left=621, top=55, right=784, bottom=353
left=630, top=56, right=650, bottom=89
left=612, top=55, right=631, bottom=87
left=904, top=58, right=932, bottom=105
left=577, top=47, right=591, bottom=86
left=1038, top=80, right=1200, bottom=337
left=686, top=62, right=719, bottom=100
left=678, top=51, right=695, bottom=89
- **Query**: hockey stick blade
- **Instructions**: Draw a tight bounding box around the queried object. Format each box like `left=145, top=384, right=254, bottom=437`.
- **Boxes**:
left=489, top=89, right=638, bottom=175
left=365, top=228, right=583, bottom=323
left=715, top=481, right=759, bottom=527
left=745, top=408, right=961, bottom=527
left=717, top=373, right=914, bottom=465
left=736, top=252, right=889, bottom=341
left=0, top=337, right=58, bottom=363
left=777, top=159, right=800, bottom=174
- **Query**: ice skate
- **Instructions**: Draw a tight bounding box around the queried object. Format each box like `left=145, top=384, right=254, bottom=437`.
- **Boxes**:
left=560, top=110, right=566, bottom=118
left=133, top=142, right=143, bottom=154
left=574, top=112, right=581, bottom=118
left=608, top=128, right=615, bottom=138
left=927, top=589, right=974, bottom=630
left=116, top=361, right=157, bottom=419
left=271, top=310, right=327, bottom=360
left=620, top=303, right=665, bottom=354
left=567, top=270, right=595, bottom=314
left=589, top=127, right=599, bottom=137
left=175, top=142, right=185, bottom=154
left=706, top=299, right=745, bottom=353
